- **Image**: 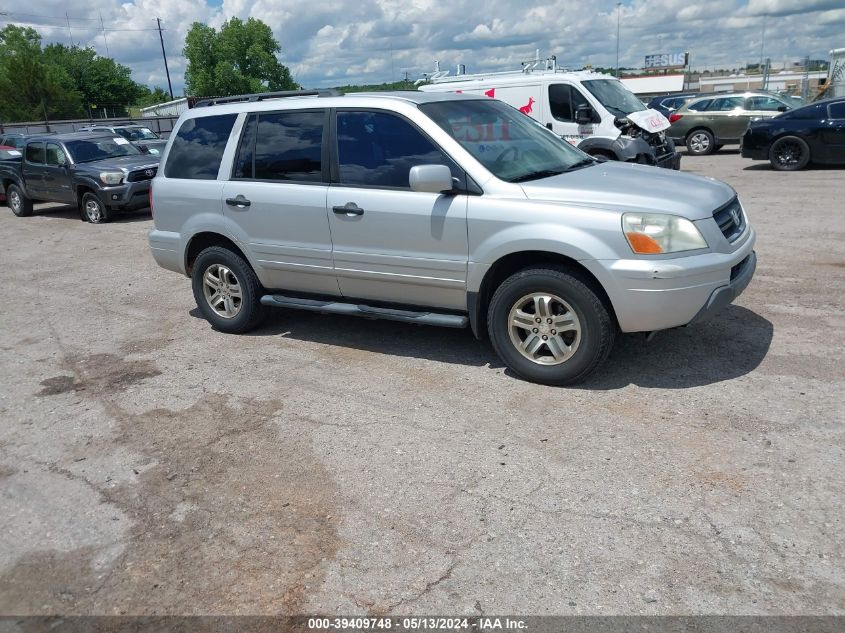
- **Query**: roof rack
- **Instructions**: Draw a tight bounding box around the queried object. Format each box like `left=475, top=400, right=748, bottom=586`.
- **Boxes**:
left=194, top=89, right=343, bottom=108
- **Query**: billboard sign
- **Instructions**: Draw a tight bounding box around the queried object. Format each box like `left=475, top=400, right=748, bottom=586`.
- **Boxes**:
left=644, top=52, right=689, bottom=69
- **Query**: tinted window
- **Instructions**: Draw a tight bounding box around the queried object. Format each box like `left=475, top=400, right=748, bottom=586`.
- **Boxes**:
left=65, top=137, right=140, bottom=163
left=549, top=84, right=590, bottom=122
left=829, top=102, right=845, bottom=119
left=164, top=114, right=237, bottom=180
left=25, top=143, right=45, bottom=164
left=687, top=99, right=712, bottom=111
left=746, top=96, right=787, bottom=111
left=337, top=111, right=452, bottom=188
left=233, top=114, right=257, bottom=179
left=46, top=143, right=66, bottom=166
left=707, top=97, right=745, bottom=111
left=253, top=111, right=323, bottom=182
left=781, top=104, right=821, bottom=120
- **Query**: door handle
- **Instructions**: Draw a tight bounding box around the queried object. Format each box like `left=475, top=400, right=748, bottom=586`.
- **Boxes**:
left=225, top=195, right=251, bottom=208
left=332, top=202, right=364, bottom=216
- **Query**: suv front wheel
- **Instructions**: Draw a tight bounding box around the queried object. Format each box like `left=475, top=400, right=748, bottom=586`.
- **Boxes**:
left=191, top=246, right=266, bottom=333
left=488, top=267, right=615, bottom=386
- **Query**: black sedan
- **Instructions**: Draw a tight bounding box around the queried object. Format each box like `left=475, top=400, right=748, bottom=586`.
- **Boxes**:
left=741, top=97, right=845, bottom=170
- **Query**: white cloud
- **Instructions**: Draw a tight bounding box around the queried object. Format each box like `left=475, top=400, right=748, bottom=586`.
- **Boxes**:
left=3, top=0, right=841, bottom=94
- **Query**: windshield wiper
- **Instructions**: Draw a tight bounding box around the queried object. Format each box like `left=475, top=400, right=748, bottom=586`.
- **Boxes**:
left=509, top=169, right=566, bottom=183
left=564, top=158, right=596, bottom=171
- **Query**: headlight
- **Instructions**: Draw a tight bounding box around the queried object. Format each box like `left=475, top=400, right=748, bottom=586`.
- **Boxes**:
left=622, top=212, right=707, bottom=254
left=99, top=171, right=124, bottom=185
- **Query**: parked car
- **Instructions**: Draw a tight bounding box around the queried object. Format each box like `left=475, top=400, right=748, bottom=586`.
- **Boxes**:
left=0, top=131, right=159, bottom=223
left=668, top=92, right=793, bottom=155
left=647, top=93, right=701, bottom=118
left=77, top=123, right=167, bottom=155
left=741, top=97, right=845, bottom=170
left=148, top=90, right=755, bottom=386
left=0, top=132, right=53, bottom=149
left=420, top=65, right=681, bottom=169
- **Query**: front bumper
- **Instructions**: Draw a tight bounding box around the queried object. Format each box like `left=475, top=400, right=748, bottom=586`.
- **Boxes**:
left=582, top=227, right=757, bottom=333
left=97, top=180, right=151, bottom=211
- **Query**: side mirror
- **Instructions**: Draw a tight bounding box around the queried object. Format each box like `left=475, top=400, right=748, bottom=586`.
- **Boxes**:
left=777, top=106, right=788, bottom=112
left=574, top=105, right=595, bottom=125
left=409, top=165, right=454, bottom=194
left=139, top=145, right=150, bottom=154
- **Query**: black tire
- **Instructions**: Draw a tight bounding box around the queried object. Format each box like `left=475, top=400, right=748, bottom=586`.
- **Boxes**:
left=487, top=267, right=615, bottom=386
left=769, top=135, right=810, bottom=171
left=686, top=129, right=715, bottom=155
left=6, top=184, right=33, bottom=217
left=191, top=246, right=266, bottom=334
left=81, top=192, right=111, bottom=223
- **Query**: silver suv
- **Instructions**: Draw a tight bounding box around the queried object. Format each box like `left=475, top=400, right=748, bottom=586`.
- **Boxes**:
left=148, top=90, right=756, bottom=385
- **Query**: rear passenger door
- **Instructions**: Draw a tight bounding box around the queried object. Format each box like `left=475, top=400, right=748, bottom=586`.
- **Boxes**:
left=705, top=96, right=748, bottom=140
left=23, top=142, right=47, bottom=198
left=326, top=109, right=469, bottom=311
left=221, top=109, right=339, bottom=296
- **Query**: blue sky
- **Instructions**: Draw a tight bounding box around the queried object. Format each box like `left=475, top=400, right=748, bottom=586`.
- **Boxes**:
left=3, top=0, right=843, bottom=96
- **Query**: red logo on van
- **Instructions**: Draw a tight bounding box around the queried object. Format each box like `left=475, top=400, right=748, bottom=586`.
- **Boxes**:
left=519, top=97, right=535, bottom=114
left=484, top=88, right=495, bottom=98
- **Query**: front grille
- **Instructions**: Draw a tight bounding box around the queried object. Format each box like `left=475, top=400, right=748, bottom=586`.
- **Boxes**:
left=127, top=167, right=157, bottom=182
left=713, top=198, right=746, bottom=242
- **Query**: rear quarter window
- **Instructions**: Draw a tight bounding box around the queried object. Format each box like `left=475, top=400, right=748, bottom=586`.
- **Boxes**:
left=164, top=114, right=237, bottom=180
left=829, top=102, right=845, bottom=119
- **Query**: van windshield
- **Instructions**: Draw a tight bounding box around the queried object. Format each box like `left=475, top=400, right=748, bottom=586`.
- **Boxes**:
left=420, top=99, right=593, bottom=183
left=582, top=79, right=646, bottom=118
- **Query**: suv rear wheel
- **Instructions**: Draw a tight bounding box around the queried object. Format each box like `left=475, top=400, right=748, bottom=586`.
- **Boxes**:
left=7, top=184, right=33, bottom=217
left=191, top=246, right=266, bottom=333
left=487, top=267, right=615, bottom=385
left=686, top=129, right=714, bottom=155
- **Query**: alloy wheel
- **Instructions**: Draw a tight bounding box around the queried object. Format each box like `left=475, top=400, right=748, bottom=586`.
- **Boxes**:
left=689, top=132, right=710, bottom=153
left=201, top=264, right=243, bottom=319
left=9, top=190, right=21, bottom=213
left=85, top=198, right=103, bottom=223
left=507, top=292, right=581, bottom=366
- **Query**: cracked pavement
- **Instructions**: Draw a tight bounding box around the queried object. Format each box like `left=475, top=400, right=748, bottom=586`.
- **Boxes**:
left=0, top=151, right=843, bottom=615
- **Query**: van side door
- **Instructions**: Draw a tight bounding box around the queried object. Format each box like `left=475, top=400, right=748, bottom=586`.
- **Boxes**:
left=326, top=109, right=469, bottom=310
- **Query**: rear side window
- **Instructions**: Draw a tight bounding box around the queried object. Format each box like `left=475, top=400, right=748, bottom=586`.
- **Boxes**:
left=164, top=114, right=237, bottom=179
left=336, top=111, right=454, bottom=189
left=25, top=143, right=45, bottom=164
left=829, top=102, right=845, bottom=119
left=253, top=111, right=324, bottom=182
left=46, top=143, right=66, bottom=166
left=549, top=84, right=590, bottom=122
left=687, top=99, right=712, bottom=112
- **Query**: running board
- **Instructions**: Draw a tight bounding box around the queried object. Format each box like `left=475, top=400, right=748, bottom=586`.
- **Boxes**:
left=260, top=294, right=469, bottom=328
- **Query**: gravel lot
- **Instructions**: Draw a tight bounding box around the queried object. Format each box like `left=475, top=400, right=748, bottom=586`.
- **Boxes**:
left=0, top=151, right=842, bottom=616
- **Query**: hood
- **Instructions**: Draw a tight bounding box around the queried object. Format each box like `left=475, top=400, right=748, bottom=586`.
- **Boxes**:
left=519, top=161, right=735, bottom=221
left=627, top=109, right=671, bottom=133
left=76, top=155, right=160, bottom=172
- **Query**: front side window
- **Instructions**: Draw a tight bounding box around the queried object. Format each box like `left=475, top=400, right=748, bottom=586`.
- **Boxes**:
left=421, top=99, right=591, bottom=183
left=746, top=96, right=788, bottom=111
left=46, top=143, right=67, bottom=166
left=549, top=84, right=590, bottom=122
left=164, top=114, right=237, bottom=180
left=64, top=137, right=140, bottom=163
left=336, top=111, right=453, bottom=188
left=581, top=79, right=645, bottom=118
left=25, top=142, right=45, bottom=164
left=252, top=111, right=324, bottom=182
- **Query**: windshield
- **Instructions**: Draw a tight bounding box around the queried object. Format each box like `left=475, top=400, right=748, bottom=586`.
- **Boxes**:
left=64, top=137, right=141, bottom=163
left=115, top=127, right=159, bottom=141
left=582, top=79, right=646, bottom=118
left=420, top=99, right=592, bottom=183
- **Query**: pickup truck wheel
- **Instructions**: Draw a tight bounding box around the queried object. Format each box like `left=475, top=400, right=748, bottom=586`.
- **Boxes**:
left=7, top=184, right=33, bottom=217
left=191, top=246, right=266, bottom=334
left=488, top=268, right=615, bottom=386
left=81, top=192, right=111, bottom=224
left=686, top=129, right=714, bottom=155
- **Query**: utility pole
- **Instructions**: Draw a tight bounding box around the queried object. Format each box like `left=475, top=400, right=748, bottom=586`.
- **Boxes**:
left=156, top=18, right=174, bottom=100
left=615, top=2, right=622, bottom=78
left=99, top=12, right=110, bottom=57
left=65, top=13, right=74, bottom=46
left=759, top=14, right=766, bottom=73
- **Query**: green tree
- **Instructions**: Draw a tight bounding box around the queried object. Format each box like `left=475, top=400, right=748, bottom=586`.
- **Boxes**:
left=43, top=43, right=145, bottom=112
left=135, top=86, right=172, bottom=107
left=0, top=25, right=84, bottom=121
left=184, top=17, right=298, bottom=96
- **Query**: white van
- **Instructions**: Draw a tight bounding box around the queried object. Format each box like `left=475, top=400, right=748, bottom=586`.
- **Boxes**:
left=420, top=62, right=681, bottom=170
